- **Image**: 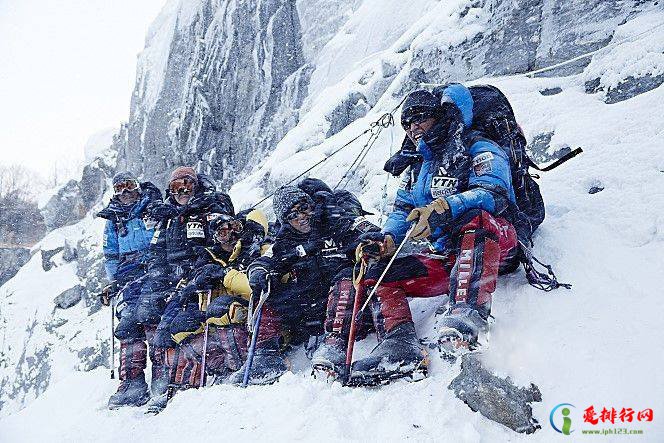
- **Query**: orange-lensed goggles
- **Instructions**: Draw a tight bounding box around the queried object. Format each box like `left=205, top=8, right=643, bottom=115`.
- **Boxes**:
left=113, top=180, right=139, bottom=195
left=169, top=177, right=196, bottom=195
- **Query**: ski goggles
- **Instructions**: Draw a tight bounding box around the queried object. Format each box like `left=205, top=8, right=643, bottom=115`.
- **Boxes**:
left=213, top=221, right=242, bottom=243
left=285, top=202, right=313, bottom=221
left=113, top=179, right=139, bottom=195
left=401, top=109, right=437, bottom=130
left=169, top=177, right=196, bottom=195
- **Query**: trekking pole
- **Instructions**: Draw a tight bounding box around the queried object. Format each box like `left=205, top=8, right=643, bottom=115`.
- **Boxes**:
left=344, top=277, right=367, bottom=384
left=344, top=225, right=415, bottom=383
left=199, top=290, right=212, bottom=388
left=357, top=225, right=415, bottom=314
left=242, top=279, right=271, bottom=387
left=110, top=297, right=116, bottom=379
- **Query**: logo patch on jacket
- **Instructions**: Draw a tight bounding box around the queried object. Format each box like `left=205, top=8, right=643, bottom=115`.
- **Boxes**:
left=472, top=152, right=494, bottom=176
left=322, top=238, right=345, bottom=258
left=186, top=222, right=205, bottom=239
left=430, top=176, right=458, bottom=198
left=352, top=216, right=374, bottom=233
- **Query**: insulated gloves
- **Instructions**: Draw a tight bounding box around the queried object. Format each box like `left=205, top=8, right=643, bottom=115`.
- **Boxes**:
left=248, top=265, right=271, bottom=299
left=99, top=282, right=118, bottom=306
left=192, top=264, right=227, bottom=290
left=312, top=190, right=345, bottom=229
left=206, top=295, right=249, bottom=326
left=354, top=232, right=396, bottom=262
left=149, top=202, right=179, bottom=221
left=406, top=198, right=451, bottom=240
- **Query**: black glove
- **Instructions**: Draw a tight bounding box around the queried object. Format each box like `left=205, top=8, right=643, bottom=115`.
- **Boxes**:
left=149, top=202, right=179, bottom=221
left=312, top=191, right=345, bottom=229
left=192, top=264, right=227, bottom=290
left=177, top=283, right=198, bottom=306
left=354, top=231, right=396, bottom=261
left=98, top=282, right=118, bottom=306
left=383, top=137, right=422, bottom=176
left=248, top=265, right=271, bottom=300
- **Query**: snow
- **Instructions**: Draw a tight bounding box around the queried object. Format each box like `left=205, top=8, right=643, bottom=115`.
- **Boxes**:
left=583, top=10, right=664, bottom=90
left=83, top=128, right=117, bottom=164
left=304, top=0, right=439, bottom=105
left=0, top=214, right=106, bottom=415
left=2, top=2, right=664, bottom=442
left=137, top=0, right=201, bottom=112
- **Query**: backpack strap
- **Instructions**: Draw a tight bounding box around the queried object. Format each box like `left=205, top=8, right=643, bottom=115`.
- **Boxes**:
left=527, top=147, right=584, bottom=172
left=518, top=240, right=572, bottom=291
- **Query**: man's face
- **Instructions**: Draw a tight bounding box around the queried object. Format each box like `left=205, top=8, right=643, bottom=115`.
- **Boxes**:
left=113, top=179, right=141, bottom=205
left=214, top=220, right=242, bottom=252
left=169, top=177, right=196, bottom=206
left=174, top=193, right=192, bottom=206
left=406, top=116, right=437, bottom=144
left=118, top=190, right=140, bottom=205
left=286, top=201, right=313, bottom=234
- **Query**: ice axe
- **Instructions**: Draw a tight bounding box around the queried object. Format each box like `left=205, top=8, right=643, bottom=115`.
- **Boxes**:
left=110, top=297, right=116, bottom=379
left=199, top=289, right=212, bottom=388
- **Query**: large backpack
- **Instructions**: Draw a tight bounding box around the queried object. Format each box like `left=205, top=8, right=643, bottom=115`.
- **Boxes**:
left=433, top=84, right=580, bottom=290
left=448, top=84, right=544, bottom=246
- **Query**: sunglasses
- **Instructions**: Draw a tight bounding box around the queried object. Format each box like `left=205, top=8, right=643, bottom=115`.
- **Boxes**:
left=169, top=177, right=196, bottom=195
left=113, top=180, right=139, bottom=195
left=285, top=202, right=312, bottom=221
left=401, top=111, right=435, bottom=130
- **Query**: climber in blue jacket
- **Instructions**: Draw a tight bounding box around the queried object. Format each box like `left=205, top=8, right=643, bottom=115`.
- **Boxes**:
left=348, top=89, right=520, bottom=384
left=97, top=171, right=162, bottom=409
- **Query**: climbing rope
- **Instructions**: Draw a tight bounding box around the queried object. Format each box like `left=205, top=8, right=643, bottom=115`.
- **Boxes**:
left=251, top=100, right=404, bottom=209
left=333, top=113, right=394, bottom=190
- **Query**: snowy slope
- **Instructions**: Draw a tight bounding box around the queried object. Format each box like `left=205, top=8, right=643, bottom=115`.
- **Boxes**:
left=1, top=2, right=664, bottom=442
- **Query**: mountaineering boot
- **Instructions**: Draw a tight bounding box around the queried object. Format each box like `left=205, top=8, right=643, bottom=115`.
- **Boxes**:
left=145, top=386, right=174, bottom=415
left=349, top=322, right=428, bottom=386
left=227, top=339, right=288, bottom=386
left=145, top=347, right=176, bottom=414
left=436, top=302, right=489, bottom=361
left=145, top=375, right=170, bottom=414
left=311, top=333, right=347, bottom=380
left=107, top=375, right=150, bottom=409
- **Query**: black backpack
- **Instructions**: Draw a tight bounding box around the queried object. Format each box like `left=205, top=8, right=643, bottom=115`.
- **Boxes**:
left=455, top=84, right=544, bottom=246
left=434, top=84, right=580, bottom=289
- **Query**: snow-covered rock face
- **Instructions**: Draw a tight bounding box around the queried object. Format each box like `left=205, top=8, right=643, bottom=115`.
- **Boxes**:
left=0, top=217, right=108, bottom=415
left=0, top=248, right=31, bottom=287
left=115, top=0, right=653, bottom=193
left=40, top=151, right=117, bottom=231
left=2, top=0, right=664, bottom=435
left=116, top=0, right=308, bottom=189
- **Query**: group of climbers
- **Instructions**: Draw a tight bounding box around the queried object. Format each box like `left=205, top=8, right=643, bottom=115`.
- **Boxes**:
left=99, top=82, right=558, bottom=410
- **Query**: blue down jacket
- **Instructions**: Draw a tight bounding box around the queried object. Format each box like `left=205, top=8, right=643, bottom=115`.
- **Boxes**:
left=383, top=104, right=515, bottom=252
left=98, top=182, right=162, bottom=281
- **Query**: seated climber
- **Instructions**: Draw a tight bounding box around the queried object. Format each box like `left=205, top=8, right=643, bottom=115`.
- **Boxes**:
left=342, top=89, right=521, bottom=385
left=166, top=209, right=270, bottom=392
left=133, top=166, right=233, bottom=413
left=96, top=171, right=162, bottom=409
left=229, top=183, right=380, bottom=385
